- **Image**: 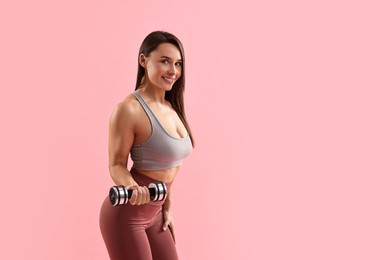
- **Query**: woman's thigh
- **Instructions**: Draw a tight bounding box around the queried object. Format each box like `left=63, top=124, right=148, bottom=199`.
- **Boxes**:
left=146, top=213, right=178, bottom=260
left=100, top=197, right=154, bottom=260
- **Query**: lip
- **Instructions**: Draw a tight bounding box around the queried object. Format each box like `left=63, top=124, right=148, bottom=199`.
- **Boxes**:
left=162, top=76, right=175, bottom=83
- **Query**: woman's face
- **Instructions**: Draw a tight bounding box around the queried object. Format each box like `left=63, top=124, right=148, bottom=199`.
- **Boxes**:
left=140, top=43, right=182, bottom=91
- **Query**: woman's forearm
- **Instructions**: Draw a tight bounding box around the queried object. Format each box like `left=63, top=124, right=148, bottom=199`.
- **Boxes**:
left=109, top=164, right=136, bottom=186
left=162, top=189, right=172, bottom=211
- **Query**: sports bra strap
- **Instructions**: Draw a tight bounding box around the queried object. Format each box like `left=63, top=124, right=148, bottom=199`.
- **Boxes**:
left=132, top=92, right=159, bottom=125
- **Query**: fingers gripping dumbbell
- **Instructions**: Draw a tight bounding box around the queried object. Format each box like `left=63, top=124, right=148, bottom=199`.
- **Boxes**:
left=109, top=182, right=167, bottom=206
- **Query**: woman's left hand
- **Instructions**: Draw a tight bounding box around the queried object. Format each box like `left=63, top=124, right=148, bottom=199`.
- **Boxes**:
left=162, top=209, right=176, bottom=242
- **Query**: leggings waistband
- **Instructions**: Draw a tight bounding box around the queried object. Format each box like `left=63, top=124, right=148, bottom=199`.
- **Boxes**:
left=130, top=168, right=171, bottom=184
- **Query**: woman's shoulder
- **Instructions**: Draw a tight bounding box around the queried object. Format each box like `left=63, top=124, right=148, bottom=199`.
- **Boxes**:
left=110, top=94, right=142, bottom=122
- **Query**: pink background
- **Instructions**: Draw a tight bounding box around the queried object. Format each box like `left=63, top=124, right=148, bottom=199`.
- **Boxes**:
left=1, top=0, right=389, bottom=259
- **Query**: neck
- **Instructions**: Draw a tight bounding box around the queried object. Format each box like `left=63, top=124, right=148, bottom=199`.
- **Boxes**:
left=137, top=85, right=166, bottom=104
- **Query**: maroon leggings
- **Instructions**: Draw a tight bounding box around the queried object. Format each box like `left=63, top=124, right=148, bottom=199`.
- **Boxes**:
left=99, top=168, right=178, bottom=260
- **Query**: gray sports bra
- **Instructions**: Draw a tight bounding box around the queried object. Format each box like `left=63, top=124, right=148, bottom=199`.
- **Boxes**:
left=130, top=92, right=192, bottom=170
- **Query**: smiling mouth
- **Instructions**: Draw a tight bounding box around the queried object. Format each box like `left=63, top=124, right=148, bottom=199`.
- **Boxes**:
left=162, top=76, right=175, bottom=83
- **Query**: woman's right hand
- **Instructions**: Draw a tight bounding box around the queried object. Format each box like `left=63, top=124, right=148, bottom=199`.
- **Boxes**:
left=126, top=184, right=151, bottom=205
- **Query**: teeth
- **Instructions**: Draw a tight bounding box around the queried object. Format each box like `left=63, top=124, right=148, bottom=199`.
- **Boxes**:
left=163, top=77, right=174, bottom=83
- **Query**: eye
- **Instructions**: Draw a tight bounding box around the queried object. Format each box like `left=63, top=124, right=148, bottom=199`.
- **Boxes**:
left=161, top=59, right=169, bottom=64
left=175, top=62, right=182, bottom=67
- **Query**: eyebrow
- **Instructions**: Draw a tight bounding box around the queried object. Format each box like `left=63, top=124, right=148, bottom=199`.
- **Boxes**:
left=160, top=56, right=182, bottom=62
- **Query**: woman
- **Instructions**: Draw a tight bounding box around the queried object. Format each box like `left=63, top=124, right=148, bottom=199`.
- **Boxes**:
left=99, top=31, right=194, bottom=260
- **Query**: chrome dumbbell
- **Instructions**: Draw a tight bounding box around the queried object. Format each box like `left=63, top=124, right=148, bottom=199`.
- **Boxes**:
left=109, top=182, right=167, bottom=206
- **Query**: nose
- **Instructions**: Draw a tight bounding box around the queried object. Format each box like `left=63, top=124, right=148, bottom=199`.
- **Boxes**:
left=168, top=64, right=177, bottom=75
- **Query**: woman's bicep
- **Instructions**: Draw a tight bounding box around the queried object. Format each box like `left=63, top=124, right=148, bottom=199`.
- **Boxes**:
left=108, top=102, right=135, bottom=168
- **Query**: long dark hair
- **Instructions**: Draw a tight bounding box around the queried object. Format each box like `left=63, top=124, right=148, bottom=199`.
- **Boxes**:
left=135, top=31, right=194, bottom=146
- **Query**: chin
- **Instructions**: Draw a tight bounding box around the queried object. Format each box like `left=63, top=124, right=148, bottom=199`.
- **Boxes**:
left=159, top=83, right=174, bottom=91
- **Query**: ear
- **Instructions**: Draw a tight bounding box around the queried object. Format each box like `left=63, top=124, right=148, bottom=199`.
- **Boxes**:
left=139, top=53, right=147, bottom=68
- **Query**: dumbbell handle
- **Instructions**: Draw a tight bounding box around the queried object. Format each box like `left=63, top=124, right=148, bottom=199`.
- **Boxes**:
left=109, top=182, right=167, bottom=206
left=127, top=187, right=157, bottom=198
